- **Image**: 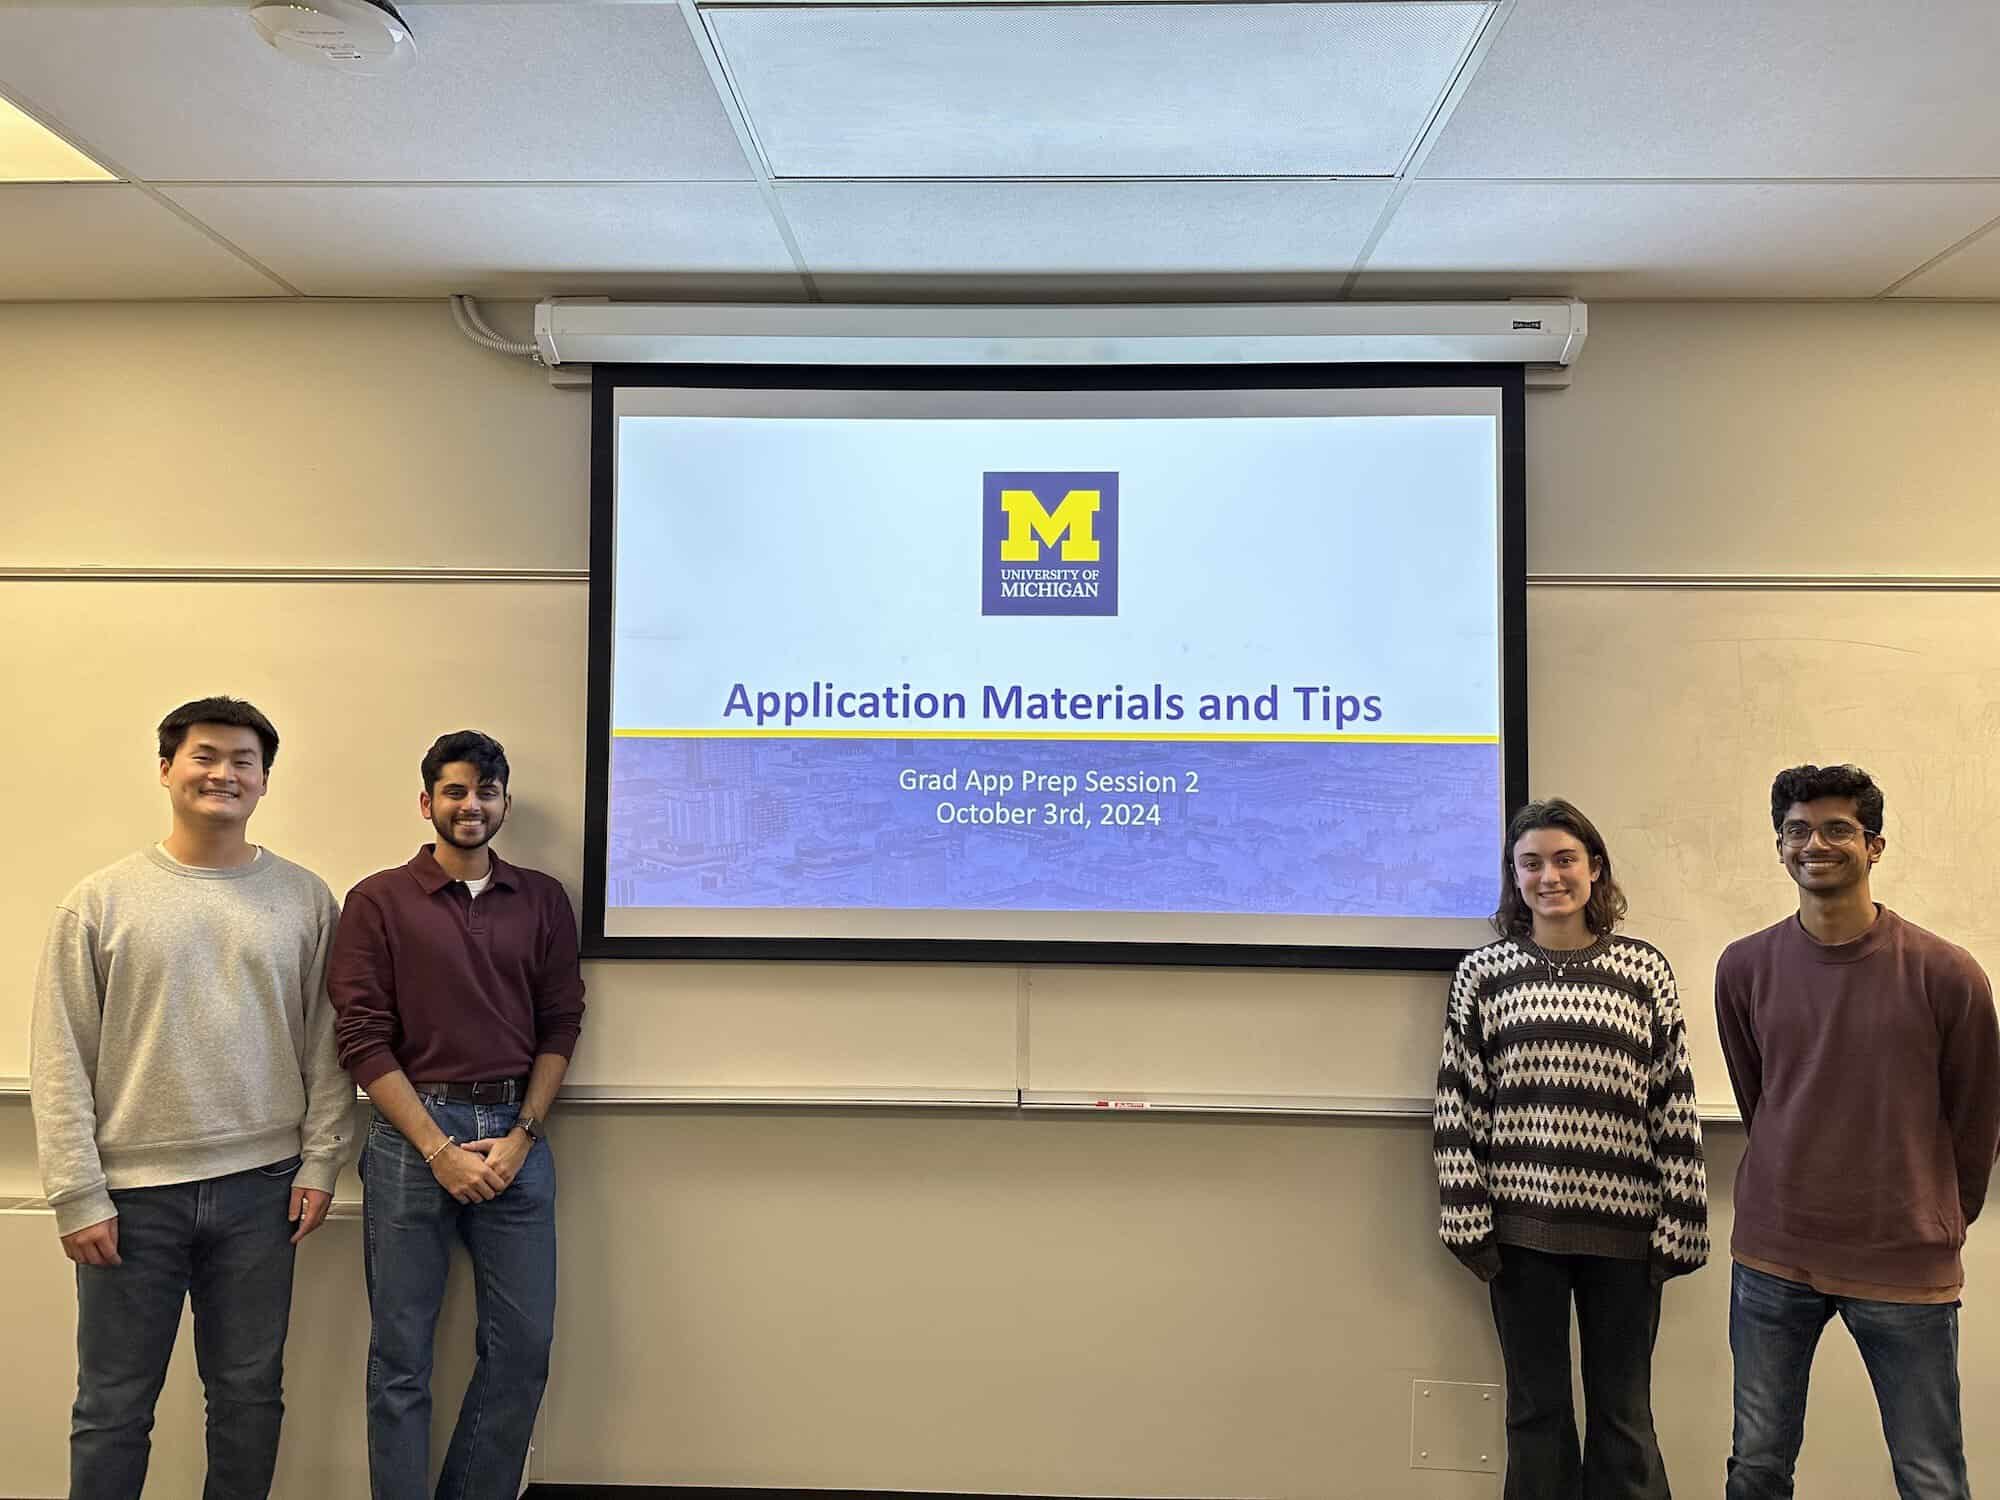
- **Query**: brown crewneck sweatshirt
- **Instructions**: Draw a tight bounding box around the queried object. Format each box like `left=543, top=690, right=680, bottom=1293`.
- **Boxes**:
left=1716, top=906, right=2000, bottom=1291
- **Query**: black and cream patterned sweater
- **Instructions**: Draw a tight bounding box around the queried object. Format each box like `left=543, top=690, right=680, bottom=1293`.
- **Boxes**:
left=1433, top=932, right=1709, bottom=1279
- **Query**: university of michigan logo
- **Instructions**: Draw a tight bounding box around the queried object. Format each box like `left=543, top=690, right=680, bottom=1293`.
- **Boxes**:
left=981, top=471, right=1119, bottom=617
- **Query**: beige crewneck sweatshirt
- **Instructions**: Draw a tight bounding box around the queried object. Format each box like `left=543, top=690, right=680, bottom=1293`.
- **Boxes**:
left=30, top=847, right=354, bottom=1235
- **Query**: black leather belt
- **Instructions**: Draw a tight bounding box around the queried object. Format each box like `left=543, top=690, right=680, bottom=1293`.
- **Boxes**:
left=413, top=1078, right=527, bottom=1103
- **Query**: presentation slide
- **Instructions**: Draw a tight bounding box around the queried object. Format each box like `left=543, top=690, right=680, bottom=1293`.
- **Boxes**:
left=593, top=381, right=1514, bottom=957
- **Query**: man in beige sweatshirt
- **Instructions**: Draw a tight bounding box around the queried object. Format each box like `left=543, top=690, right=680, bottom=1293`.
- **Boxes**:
left=30, top=696, right=353, bottom=1500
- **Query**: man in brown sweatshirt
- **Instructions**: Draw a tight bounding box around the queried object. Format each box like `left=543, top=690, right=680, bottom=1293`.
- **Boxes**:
left=1717, top=763, right=1999, bottom=1500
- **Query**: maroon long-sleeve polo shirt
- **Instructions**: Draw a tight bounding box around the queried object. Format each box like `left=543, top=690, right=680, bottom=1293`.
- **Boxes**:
left=328, top=844, right=586, bottom=1089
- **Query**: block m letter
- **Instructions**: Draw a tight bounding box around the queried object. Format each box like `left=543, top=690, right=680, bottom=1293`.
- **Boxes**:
left=998, top=488, right=1100, bottom=562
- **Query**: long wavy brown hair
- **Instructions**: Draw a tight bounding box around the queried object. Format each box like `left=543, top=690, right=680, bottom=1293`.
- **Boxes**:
left=1491, top=797, right=1628, bottom=940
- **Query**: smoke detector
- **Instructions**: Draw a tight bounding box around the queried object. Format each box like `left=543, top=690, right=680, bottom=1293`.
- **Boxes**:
left=250, top=0, right=416, bottom=73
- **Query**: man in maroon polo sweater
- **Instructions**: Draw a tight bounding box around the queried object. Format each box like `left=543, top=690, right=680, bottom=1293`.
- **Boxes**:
left=328, top=730, right=585, bottom=1500
left=1717, top=762, right=1999, bottom=1500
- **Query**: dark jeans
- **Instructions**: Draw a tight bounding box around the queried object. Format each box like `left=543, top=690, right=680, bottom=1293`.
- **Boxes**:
left=1727, top=1262, right=1968, bottom=1500
left=362, top=1095, right=557, bottom=1500
left=71, top=1156, right=304, bottom=1500
left=1488, top=1244, right=1669, bottom=1500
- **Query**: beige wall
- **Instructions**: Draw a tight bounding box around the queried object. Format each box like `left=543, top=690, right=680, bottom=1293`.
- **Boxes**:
left=4, top=299, right=2000, bottom=1497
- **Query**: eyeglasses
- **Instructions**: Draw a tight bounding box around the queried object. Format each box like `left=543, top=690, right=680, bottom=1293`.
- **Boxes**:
left=1778, top=820, right=1872, bottom=848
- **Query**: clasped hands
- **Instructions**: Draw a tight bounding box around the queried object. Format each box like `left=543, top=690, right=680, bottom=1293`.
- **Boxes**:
left=429, top=1128, right=532, bottom=1204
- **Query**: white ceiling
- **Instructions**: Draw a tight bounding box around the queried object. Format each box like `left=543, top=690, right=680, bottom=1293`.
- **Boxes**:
left=1, top=0, right=1997, bottom=303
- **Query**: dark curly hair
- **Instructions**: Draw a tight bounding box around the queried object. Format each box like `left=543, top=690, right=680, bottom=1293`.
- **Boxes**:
left=1769, top=764, right=1883, bottom=836
left=1492, top=797, right=1628, bottom=940
left=421, top=730, right=509, bottom=794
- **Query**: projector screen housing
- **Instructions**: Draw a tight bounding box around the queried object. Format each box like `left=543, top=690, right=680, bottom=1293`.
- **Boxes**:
left=536, top=299, right=1586, bottom=370
left=583, top=363, right=1527, bottom=969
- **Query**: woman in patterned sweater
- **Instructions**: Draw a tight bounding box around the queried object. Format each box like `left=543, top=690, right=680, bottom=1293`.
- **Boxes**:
left=1433, top=798, right=1709, bottom=1500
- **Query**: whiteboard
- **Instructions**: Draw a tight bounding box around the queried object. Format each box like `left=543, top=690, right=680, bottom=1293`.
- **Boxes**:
left=1529, top=585, right=2000, bottom=1112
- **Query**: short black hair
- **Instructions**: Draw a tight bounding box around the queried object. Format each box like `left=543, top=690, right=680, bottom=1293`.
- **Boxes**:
left=158, top=696, right=279, bottom=771
left=1491, top=797, right=1628, bottom=940
left=422, top=730, right=509, bottom=794
left=1770, top=763, right=1884, bottom=836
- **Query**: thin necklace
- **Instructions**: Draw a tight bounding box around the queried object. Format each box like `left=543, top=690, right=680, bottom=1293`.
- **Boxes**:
left=1526, top=933, right=1602, bottom=982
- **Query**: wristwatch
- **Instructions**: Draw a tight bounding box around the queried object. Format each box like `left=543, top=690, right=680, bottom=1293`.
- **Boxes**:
left=516, top=1114, right=544, bottom=1142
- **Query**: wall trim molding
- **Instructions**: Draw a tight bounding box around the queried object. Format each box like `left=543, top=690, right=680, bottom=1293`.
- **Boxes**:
left=0, top=566, right=586, bottom=584
left=9, top=566, right=2000, bottom=591
left=0, top=1075, right=1742, bottom=1122
left=520, top=1488, right=1127, bottom=1499
left=1530, top=573, right=2000, bottom=590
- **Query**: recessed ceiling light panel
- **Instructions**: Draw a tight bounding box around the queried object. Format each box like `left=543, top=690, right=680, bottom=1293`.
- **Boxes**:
left=250, top=0, right=417, bottom=74
left=0, top=92, right=116, bottom=181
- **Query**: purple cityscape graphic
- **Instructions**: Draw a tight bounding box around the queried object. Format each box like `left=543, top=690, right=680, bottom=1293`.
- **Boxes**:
left=606, top=737, right=1500, bottom=918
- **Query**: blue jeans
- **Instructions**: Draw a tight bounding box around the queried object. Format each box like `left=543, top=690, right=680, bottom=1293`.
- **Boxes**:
left=362, top=1096, right=557, bottom=1500
left=1728, top=1262, right=1968, bottom=1500
left=71, top=1156, right=304, bottom=1500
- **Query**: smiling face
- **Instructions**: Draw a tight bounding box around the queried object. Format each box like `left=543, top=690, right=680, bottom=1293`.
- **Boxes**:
left=160, top=723, right=268, bottom=832
left=1510, top=826, right=1601, bottom=931
left=1778, top=794, right=1882, bottom=895
left=422, top=759, right=509, bottom=853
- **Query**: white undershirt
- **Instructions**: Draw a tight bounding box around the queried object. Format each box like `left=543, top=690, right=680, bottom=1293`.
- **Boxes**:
left=463, top=871, right=493, bottom=899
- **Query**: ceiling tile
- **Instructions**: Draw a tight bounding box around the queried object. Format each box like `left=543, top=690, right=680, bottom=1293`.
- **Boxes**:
left=713, top=3, right=1489, bottom=179
left=1891, top=220, right=2000, bottom=297
left=159, top=184, right=802, bottom=297
left=779, top=180, right=1396, bottom=275
left=0, top=4, right=751, bottom=183
left=0, top=184, right=284, bottom=299
left=1424, top=0, right=2000, bottom=179
left=1359, top=182, right=2000, bottom=298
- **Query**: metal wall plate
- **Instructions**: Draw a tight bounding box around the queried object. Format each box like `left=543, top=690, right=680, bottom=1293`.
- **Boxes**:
left=1411, top=1378, right=1503, bottom=1473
